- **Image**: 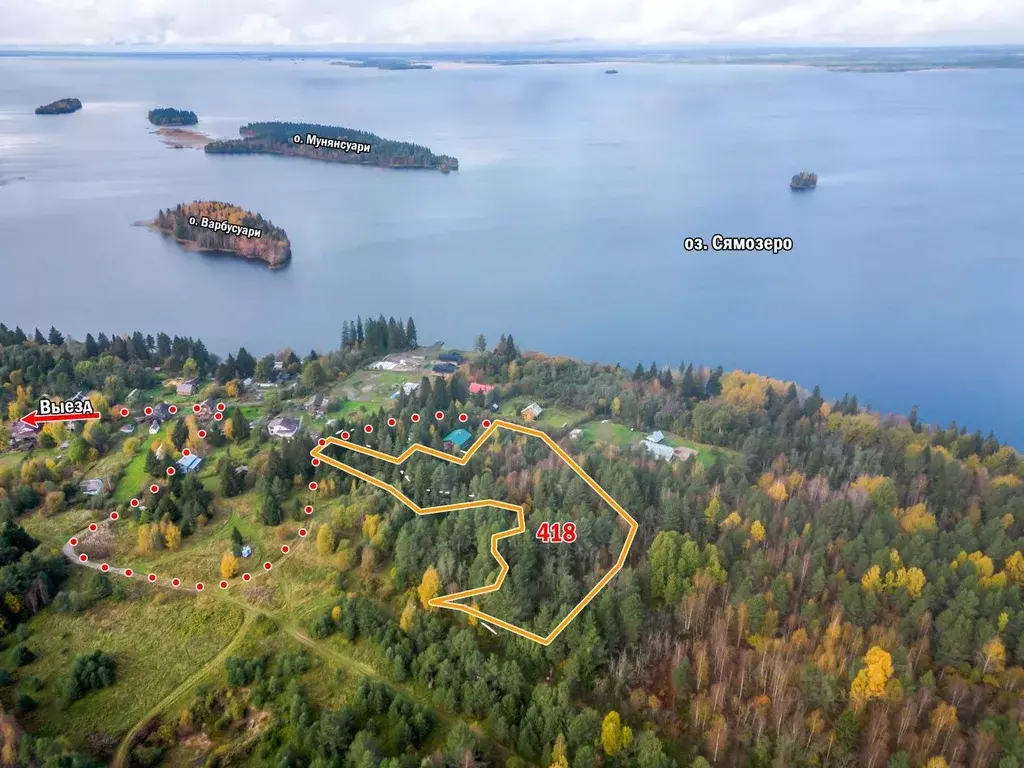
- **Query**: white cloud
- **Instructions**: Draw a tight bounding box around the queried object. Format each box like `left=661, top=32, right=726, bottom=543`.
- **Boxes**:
left=2, top=0, right=1023, bottom=46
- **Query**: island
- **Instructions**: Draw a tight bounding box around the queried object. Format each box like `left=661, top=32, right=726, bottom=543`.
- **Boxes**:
left=149, top=201, right=291, bottom=268
left=790, top=171, right=818, bottom=190
left=205, top=121, right=459, bottom=172
left=35, top=98, right=82, bottom=115
left=148, top=107, right=199, bottom=126
left=330, top=58, right=432, bottom=70
left=605, top=69, right=619, bottom=74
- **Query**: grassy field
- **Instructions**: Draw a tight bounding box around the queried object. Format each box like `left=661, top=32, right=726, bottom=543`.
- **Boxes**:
left=7, top=577, right=244, bottom=752
left=0, top=451, right=24, bottom=472
left=112, top=435, right=158, bottom=501
left=498, top=398, right=588, bottom=430
left=20, top=506, right=99, bottom=544
left=579, top=420, right=637, bottom=446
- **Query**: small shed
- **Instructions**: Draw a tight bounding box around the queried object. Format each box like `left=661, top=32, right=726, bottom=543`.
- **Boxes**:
left=521, top=402, right=543, bottom=421
left=443, top=429, right=473, bottom=450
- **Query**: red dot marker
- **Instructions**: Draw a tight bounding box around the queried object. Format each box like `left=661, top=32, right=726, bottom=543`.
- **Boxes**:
left=198, top=429, right=207, bottom=439
left=69, top=537, right=78, bottom=546
left=145, top=406, right=153, bottom=416
left=435, top=411, right=445, bottom=421
left=411, top=413, right=421, bottom=423
left=193, top=404, right=201, bottom=413
left=150, top=484, right=159, bottom=494
left=168, top=405, right=177, bottom=414
left=387, top=417, right=397, bottom=427
left=101, top=563, right=109, bottom=572
left=110, top=511, right=119, bottom=521
left=298, top=528, right=307, bottom=537
left=182, top=448, right=191, bottom=457
left=242, top=573, right=251, bottom=582
left=89, top=523, right=98, bottom=532
left=130, top=498, right=139, bottom=508
left=309, top=481, right=318, bottom=491
left=196, top=583, right=204, bottom=592
left=79, top=553, right=88, bottom=562
left=304, top=505, right=313, bottom=515
left=281, top=545, right=290, bottom=554
left=171, top=578, right=180, bottom=587
left=214, top=412, right=223, bottom=421
left=263, top=562, right=273, bottom=571
left=166, top=467, right=175, bottom=477
left=311, top=458, right=320, bottom=466
left=318, top=438, right=326, bottom=446
left=364, top=424, right=373, bottom=434
left=216, top=402, right=225, bottom=412
left=340, top=431, right=350, bottom=440
left=219, top=580, right=228, bottom=589
left=124, top=568, right=133, bottom=578
left=459, top=413, right=468, bottom=423
left=120, top=407, right=129, bottom=417
left=482, top=419, right=492, bottom=428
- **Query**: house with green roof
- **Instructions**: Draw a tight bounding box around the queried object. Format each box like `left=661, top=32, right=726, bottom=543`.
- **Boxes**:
left=443, top=428, right=473, bottom=450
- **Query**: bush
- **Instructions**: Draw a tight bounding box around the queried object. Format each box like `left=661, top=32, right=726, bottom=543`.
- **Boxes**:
left=15, top=692, right=37, bottom=713
left=64, top=650, right=116, bottom=701
left=14, top=645, right=35, bottom=666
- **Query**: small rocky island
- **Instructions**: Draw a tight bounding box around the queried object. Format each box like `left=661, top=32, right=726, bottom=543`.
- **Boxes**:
left=35, top=98, right=82, bottom=115
left=150, top=201, right=291, bottom=269
left=790, top=171, right=818, bottom=190
left=205, top=121, right=458, bottom=173
left=148, top=107, right=199, bottom=126
left=605, top=69, right=619, bottom=74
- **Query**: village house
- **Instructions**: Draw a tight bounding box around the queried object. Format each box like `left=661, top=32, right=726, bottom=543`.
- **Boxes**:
left=78, top=479, right=104, bottom=496
left=304, top=393, right=328, bottom=417
left=119, top=423, right=136, bottom=435
left=468, top=382, right=494, bottom=395
left=646, top=430, right=665, bottom=444
left=521, top=402, right=544, bottom=421
left=149, top=419, right=162, bottom=435
left=443, top=428, right=473, bottom=451
left=438, top=352, right=464, bottom=364
left=641, top=439, right=676, bottom=461
left=176, top=454, right=203, bottom=474
left=267, top=416, right=302, bottom=440
left=432, top=362, right=457, bottom=375
left=195, top=398, right=217, bottom=422
left=9, top=421, right=38, bottom=449
left=569, top=428, right=583, bottom=440
left=176, top=379, right=197, bottom=397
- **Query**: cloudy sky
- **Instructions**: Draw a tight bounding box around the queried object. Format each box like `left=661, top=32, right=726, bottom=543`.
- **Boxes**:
left=3, top=0, right=1023, bottom=47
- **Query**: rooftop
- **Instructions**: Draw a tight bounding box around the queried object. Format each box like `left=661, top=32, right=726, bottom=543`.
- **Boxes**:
left=443, top=428, right=474, bottom=448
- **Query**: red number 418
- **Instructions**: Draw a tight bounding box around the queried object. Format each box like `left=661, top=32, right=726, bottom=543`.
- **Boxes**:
left=536, top=521, right=577, bottom=544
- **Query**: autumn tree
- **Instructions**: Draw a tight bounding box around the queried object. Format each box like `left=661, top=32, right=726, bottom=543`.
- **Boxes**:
left=418, top=566, right=440, bottom=610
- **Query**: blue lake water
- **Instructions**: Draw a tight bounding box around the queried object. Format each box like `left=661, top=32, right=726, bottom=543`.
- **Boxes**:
left=0, top=56, right=1021, bottom=444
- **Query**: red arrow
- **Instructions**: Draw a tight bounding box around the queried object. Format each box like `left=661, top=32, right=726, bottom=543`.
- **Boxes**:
left=20, top=411, right=101, bottom=428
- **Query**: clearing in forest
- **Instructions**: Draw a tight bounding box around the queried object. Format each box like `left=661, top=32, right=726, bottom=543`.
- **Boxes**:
left=310, top=419, right=638, bottom=645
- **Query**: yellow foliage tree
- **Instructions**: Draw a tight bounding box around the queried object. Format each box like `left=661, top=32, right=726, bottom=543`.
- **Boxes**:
left=721, top=511, right=743, bottom=529
left=162, top=522, right=182, bottom=552
left=861, top=565, right=882, bottom=593
left=226, top=380, right=240, bottom=398
left=1005, top=551, right=1024, bottom=585
left=767, top=481, right=788, bottom=504
left=316, top=524, right=336, bottom=556
left=750, top=520, right=766, bottom=543
left=980, top=637, right=1006, bottom=675
left=548, top=734, right=569, bottom=768
left=704, top=497, right=723, bottom=526
left=400, top=600, right=417, bottom=632
left=331, top=605, right=341, bottom=623
left=894, top=503, right=937, bottom=533
left=600, top=711, right=626, bottom=757
left=418, top=566, right=440, bottom=610
left=926, top=758, right=949, bottom=768
left=849, top=646, right=893, bottom=708
left=220, top=551, right=239, bottom=579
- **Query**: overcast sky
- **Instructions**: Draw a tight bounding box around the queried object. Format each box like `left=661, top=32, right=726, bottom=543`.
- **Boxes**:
left=3, top=0, right=1024, bottom=47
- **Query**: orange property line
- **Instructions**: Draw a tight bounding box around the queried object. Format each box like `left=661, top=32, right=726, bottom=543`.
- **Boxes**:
left=310, top=419, right=638, bottom=646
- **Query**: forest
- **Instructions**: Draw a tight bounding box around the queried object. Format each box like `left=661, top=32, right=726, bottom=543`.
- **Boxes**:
left=205, top=121, right=459, bottom=172
left=0, top=322, right=1021, bottom=767
left=147, top=108, right=198, bottom=126
left=151, top=201, right=291, bottom=267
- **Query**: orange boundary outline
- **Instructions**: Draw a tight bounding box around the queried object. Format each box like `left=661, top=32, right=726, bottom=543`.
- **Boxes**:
left=310, top=419, right=638, bottom=645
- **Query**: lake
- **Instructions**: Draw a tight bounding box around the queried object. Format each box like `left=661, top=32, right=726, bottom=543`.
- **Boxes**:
left=0, top=55, right=1021, bottom=445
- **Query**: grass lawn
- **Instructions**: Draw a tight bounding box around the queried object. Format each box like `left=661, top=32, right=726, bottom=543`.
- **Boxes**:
left=8, top=578, right=244, bottom=751
left=0, top=451, right=25, bottom=472
left=662, top=434, right=738, bottom=468
left=498, top=398, right=588, bottom=430
left=579, top=420, right=637, bottom=447
left=112, top=435, right=158, bottom=501
left=20, top=506, right=100, bottom=544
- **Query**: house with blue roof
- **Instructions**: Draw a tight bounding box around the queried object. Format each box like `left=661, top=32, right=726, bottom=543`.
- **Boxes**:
left=443, top=429, right=473, bottom=450
left=176, top=454, right=203, bottom=474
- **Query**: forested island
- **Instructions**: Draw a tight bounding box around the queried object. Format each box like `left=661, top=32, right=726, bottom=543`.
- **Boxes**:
left=34, top=97, right=82, bottom=115
left=205, top=121, right=458, bottom=172
left=330, top=58, right=433, bottom=70
left=150, top=201, right=291, bottom=268
left=791, top=171, right=818, bottom=190
left=148, top=107, right=199, bottom=126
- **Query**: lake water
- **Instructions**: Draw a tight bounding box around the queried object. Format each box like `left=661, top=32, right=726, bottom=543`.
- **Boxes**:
left=1, top=55, right=1022, bottom=445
